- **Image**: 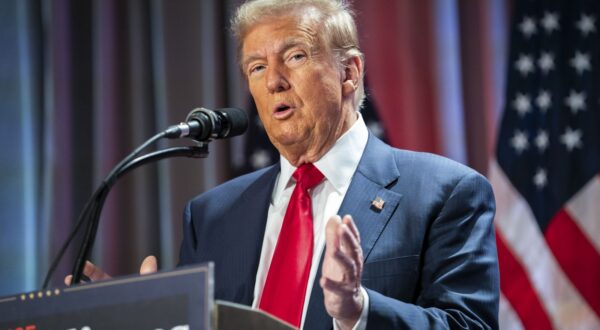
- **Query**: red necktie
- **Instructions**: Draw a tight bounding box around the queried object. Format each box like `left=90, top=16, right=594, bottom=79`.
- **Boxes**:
left=259, top=163, right=324, bottom=327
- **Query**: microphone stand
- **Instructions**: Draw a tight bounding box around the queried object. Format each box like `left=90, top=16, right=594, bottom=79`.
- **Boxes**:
left=42, top=132, right=209, bottom=288
left=70, top=144, right=208, bottom=284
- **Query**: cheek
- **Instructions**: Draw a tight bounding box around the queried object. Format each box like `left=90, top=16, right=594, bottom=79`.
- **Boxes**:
left=309, top=77, right=343, bottom=116
left=301, top=70, right=340, bottom=101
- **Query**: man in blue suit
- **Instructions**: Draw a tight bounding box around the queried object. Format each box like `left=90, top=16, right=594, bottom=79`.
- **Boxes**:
left=179, top=0, right=499, bottom=329
left=78, top=0, right=499, bottom=328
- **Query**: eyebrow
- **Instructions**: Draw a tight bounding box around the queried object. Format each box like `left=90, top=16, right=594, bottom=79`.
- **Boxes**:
left=242, top=37, right=312, bottom=69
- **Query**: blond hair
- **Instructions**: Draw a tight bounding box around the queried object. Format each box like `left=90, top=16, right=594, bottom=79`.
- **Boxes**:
left=231, top=0, right=366, bottom=110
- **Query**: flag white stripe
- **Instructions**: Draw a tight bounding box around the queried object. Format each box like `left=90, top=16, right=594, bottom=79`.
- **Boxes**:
left=566, top=175, right=600, bottom=254
left=489, top=160, right=600, bottom=329
left=499, top=293, right=524, bottom=330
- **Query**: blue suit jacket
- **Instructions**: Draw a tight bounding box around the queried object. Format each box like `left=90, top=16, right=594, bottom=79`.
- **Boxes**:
left=179, top=135, right=499, bottom=329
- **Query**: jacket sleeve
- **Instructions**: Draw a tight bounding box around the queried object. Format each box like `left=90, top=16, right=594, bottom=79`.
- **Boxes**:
left=366, top=172, right=499, bottom=329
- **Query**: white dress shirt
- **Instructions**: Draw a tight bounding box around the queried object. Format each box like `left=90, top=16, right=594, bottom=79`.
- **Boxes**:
left=252, top=113, right=370, bottom=329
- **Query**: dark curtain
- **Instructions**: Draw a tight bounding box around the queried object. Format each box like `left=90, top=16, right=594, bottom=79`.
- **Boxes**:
left=0, top=0, right=248, bottom=293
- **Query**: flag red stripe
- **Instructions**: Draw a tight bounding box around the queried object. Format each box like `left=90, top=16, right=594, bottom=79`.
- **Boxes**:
left=545, top=209, right=600, bottom=317
left=496, top=230, right=554, bottom=329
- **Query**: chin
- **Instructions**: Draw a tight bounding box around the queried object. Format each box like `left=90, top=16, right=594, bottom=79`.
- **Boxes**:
left=273, top=137, right=302, bottom=149
left=270, top=128, right=308, bottom=146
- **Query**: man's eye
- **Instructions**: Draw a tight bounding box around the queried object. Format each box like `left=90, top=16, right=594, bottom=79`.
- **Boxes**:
left=289, top=53, right=306, bottom=62
left=249, top=65, right=265, bottom=75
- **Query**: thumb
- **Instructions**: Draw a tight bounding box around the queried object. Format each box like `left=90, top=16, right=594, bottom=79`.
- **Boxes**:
left=325, top=215, right=342, bottom=255
left=139, top=255, right=158, bottom=275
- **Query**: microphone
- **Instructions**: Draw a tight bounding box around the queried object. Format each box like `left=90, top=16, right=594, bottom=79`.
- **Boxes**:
left=165, top=107, right=248, bottom=142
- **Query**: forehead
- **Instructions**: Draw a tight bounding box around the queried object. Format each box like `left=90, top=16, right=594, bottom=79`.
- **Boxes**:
left=241, top=11, right=322, bottom=59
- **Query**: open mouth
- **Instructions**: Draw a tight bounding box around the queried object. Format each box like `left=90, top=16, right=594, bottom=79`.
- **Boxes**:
left=272, top=102, right=295, bottom=119
left=275, top=104, right=291, bottom=113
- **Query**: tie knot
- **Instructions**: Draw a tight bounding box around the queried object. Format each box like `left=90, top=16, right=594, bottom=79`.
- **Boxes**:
left=293, top=163, right=324, bottom=190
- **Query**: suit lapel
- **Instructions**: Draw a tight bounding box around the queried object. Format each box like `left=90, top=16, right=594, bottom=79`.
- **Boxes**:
left=304, top=135, right=402, bottom=328
left=341, top=135, right=403, bottom=259
left=217, top=164, right=280, bottom=305
left=338, top=175, right=402, bottom=260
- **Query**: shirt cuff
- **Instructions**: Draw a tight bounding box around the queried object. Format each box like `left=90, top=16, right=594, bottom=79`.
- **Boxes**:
left=332, top=286, right=369, bottom=330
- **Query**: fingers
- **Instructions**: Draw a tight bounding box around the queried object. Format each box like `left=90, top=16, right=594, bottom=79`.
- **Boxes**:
left=140, top=255, right=158, bottom=275
left=323, top=215, right=363, bottom=284
left=327, top=216, right=362, bottom=263
left=342, top=215, right=360, bottom=243
left=63, top=255, right=158, bottom=287
left=325, top=215, right=343, bottom=255
left=63, top=260, right=110, bottom=286
left=321, top=215, right=365, bottom=325
left=64, top=275, right=73, bottom=286
left=338, top=216, right=362, bottom=265
left=333, top=248, right=358, bottom=283
left=319, top=276, right=359, bottom=295
left=83, top=260, right=112, bottom=281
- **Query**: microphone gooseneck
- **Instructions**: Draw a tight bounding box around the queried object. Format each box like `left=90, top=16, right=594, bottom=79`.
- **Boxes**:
left=43, top=107, right=247, bottom=288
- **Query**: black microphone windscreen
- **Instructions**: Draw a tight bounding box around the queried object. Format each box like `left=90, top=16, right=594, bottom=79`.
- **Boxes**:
left=220, top=108, right=248, bottom=138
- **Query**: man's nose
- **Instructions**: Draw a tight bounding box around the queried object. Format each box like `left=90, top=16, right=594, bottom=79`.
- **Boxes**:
left=266, top=64, right=290, bottom=93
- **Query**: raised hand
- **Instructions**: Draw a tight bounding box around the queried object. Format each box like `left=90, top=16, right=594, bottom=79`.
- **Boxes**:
left=320, top=215, right=364, bottom=330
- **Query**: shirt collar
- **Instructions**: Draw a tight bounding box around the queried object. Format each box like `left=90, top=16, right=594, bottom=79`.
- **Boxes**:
left=272, top=112, right=369, bottom=204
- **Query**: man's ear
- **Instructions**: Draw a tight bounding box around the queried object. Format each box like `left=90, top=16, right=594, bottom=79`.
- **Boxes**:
left=341, top=55, right=363, bottom=96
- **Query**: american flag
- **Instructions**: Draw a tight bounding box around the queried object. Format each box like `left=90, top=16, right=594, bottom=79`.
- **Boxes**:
left=489, top=0, right=600, bottom=328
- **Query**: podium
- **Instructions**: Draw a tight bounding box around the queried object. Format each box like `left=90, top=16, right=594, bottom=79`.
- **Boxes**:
left=0, top=264, right=294, bottom=330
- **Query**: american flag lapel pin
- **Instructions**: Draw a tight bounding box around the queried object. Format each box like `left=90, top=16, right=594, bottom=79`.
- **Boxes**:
left=371, top=196, right=385, bottom=211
